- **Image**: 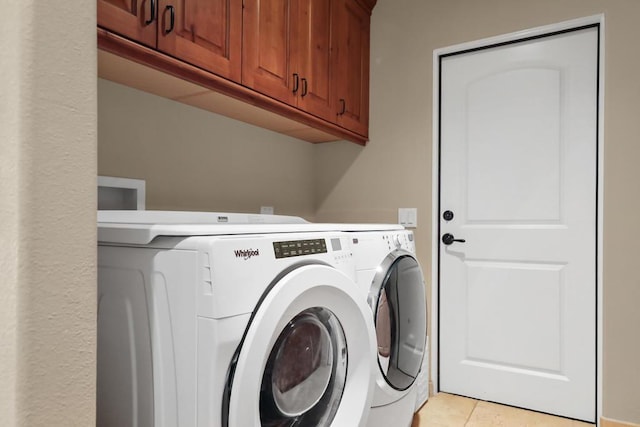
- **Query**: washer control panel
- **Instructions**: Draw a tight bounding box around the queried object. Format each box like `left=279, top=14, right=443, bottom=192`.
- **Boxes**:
left=273, top=239, right=327, bottom=259
left=382, top=232, right=415, bottom=253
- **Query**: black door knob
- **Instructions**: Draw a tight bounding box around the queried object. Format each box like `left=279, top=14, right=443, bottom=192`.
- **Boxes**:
left=443, top=210, right=454, bottom=221
left=442, top=233, right=466, bottom=245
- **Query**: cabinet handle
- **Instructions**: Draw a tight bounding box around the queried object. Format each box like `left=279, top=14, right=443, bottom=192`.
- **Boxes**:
left=339, top=98, right=346, bottom=115
left=301, top=78, right=308, bottom=97
left=165, top=5, right=175, bottom=34
left=292, top=73, right=299, bottom=94
left=145, top=0, right=156, bottom=25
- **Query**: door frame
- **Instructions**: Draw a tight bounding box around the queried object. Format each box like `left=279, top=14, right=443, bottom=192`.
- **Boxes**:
left=430, top=14, right=604, bottom=423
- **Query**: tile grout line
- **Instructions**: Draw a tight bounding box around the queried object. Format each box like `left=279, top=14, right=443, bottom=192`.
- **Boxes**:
left=464, top=399, right=480, bottom=426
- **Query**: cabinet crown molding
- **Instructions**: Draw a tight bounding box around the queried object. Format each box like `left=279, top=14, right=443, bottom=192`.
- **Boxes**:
left=355, top=0, right=377, bottom=13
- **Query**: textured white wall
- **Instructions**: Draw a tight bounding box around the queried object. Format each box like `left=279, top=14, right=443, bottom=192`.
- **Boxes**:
left=0, top=1, right=97, bottom=426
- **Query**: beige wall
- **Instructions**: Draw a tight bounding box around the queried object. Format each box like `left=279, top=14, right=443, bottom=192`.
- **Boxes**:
left=98, top=79, right=317, bottom=219
left=93, top=0, right=639, bottom=424
left=0, top=1, right=97, bottom=426
left=0, top=4, right=21, bottom=423
left=6, top=0, right=637, bottom=424
left=316, top=0, right=640, bottom=423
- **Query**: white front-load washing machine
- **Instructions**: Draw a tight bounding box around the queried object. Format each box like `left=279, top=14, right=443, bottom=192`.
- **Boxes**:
left=96, top=211, right=378, bottom=427
left=350, top=229, right=428, bottom=427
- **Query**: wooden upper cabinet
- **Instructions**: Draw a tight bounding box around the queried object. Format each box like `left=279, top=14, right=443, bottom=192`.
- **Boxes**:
left=98, top=0, right=241, bottom=82
left=242, top=0, right=333, bottom=121
left=97, top=0, right=375, bottom=143
left=242, top=0, right=296, bottom=105
left=293, top=0, right=334, bottom=121
left=157, top=0, right=242, bottom=83
left=97, top=0, right=157, bottom=47
left=332, top=0, right=371, bottom=137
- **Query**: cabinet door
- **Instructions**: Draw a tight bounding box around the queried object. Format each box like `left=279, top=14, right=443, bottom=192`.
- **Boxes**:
left=294, top=0, right=334, bottom=121
left=332, top=0, right=370, bottom=137
left=242, top=0, right=296, bottom=104
left=157, top=0, right=242, bottom=82
left=98, top=0, right=157, bottom=48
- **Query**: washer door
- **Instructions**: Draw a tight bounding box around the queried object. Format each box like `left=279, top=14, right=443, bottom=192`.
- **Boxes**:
left=224, top=264, right=377, bottom=427
left=370, top=250, right=427, bottom=394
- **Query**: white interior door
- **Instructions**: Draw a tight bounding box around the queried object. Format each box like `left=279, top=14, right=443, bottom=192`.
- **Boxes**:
left=439, top=26, right=598, bottom=422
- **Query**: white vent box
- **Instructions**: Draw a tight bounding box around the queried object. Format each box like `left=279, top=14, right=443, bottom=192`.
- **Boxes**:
left=98, top=176, right=145, bottom=210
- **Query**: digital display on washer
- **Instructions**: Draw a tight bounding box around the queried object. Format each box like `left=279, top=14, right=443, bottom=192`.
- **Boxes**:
left=273, top=239, right=327, bottom=258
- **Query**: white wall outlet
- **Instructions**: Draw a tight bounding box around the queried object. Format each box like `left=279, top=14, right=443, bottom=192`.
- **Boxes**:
left=398, top=208, right=418, bottom=228
left=260, top=206, right=275, bottom=215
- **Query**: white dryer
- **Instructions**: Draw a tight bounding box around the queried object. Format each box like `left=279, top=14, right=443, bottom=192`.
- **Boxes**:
left=96, top=211, right=378, bottom=427
left=350, top=229, right=428, bottom=427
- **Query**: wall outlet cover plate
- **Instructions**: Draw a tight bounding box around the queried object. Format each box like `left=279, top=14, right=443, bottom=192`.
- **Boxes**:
left=398, top=208, right=418, bottom=228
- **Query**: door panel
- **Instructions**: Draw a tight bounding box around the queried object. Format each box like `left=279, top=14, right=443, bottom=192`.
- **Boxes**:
left=465, top=261, right=563, bottom=371
left=439, top=27, right=598, bottom=422
left=332, top=0, right=370, bottom=136
left=157, top=0, right=242, bottom=82
left=466, top=68, right=562, bottom=223
left=98, top=0, right=157, bottom=47
left=295, top=0, right=333, bottom=121
left=242, top=0, right=295, bottom=103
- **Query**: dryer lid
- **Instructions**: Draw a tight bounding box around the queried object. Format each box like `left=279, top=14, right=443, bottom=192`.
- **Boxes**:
left=98, top=210, right=404, bottom=245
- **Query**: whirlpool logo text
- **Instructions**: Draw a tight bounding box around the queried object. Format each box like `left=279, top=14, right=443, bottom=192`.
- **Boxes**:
left=234, top=249, right=260, bottom=260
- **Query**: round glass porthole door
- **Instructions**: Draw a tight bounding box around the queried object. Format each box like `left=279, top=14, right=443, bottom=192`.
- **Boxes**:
left=259, top=307, right=347, bottom=427
left=371, top=251, right=427, bottom=391
left=224, top=264, right=376, bottom=427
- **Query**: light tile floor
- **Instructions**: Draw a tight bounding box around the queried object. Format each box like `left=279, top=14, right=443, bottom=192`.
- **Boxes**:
left=412, top=393, right=594, bottom=427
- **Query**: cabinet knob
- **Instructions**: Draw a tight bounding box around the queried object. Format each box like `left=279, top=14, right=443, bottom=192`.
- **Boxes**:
left=301, top=78, right=308, bottom=97
left=338, top=99, right=346, bottom=115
